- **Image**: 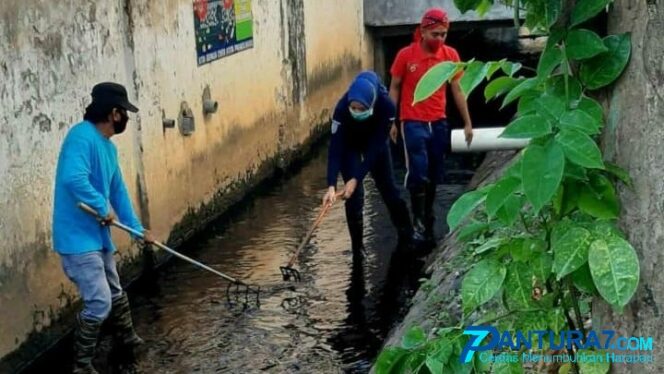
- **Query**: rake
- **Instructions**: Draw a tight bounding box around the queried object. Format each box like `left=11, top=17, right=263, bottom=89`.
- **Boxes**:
left=78, top=203, right=260, bottom=309
left=279, top=191, right=342, bottom=282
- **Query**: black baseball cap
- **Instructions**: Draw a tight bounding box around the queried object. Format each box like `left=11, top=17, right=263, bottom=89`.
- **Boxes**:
left=91, top=82, right=139, bottom=113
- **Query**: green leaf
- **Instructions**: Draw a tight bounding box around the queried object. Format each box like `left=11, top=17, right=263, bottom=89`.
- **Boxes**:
left=402, top=326, right=427, bottom=349
left=547, top=75, right=583, bottom=102
left=486, top=177, right=521, bottom=217
left=504, top=156, right=523, bottom=180
left=580, top=33, right=632, bottom=90
left=604, top=161, right=633, bottom=187
left=474, top=350, right=492, bottom=373
left=414, top=62, right=460, bottom=104
left=553, top=184, right=564, bottom=215
left=555, top=129, right=605, bottom=169
left=532, top=251, right=553, bottom=285
left=502, top=78, right=540, bottom=109
left=548, top=308, right=567, bottom=334
left=559, top=109, right=601, bottom=135
left=578, top=350, right=610, bottom=374
left=561, top=183, right=581, bottom=215
left=517, top=94, right=539, bottom=116
left=576, top=96, right=604, bottom=122
left=553, top=226, right=592, bottom=279
left=486, top=59, right=506, bottom=80
left=586, top=220, right=625, bottom=241
left=571, top=0, right=612, bottom=27
left=578, top=174, right=620, bottom=219
left=501, top=61, right=522, bottom=77
left=501, top=114, right=552, bottom=139
left=406, top=351, right=427, bottom=372
left=564, top=163, right=589, bottom=181
left=552, top=219, right=574, bottom=247
left=485, top=76, right=519, bottom=101
left=431, top=338, right=454, bottom=365
left=545, top=0, right=562, bottom=27
left=460, top=61, right=490, bottom=97
left=496, top=194, right=523, bottom=226
left=454, top=0, right=484, bottom=13
left=448, top=189, right=488, bottom=231
left=538, top=44, right=563, bottom=77
left=589, top=237, right=640, bottom=308
left=458, top=221, right=491, bottom=242
left=476, top=0, right=493, bottom=16
left=566, top=29, right=609, bottom=60
left=559, top=363, right=572, bottom=374
left=572, top=264, right=598, bottom=295
left=492, top=361, right=524, bottom=374
left=521, top=142, right=565, bottom=213
left=534, top=94, right=567, bottom=123
left=446, top=357, right=473, bottom=374
left=505, top=262, right=535, bottom=309
left=426, top=357, right=444, bottom=373
left=462, top=259, right=507, bottom=314
left=375, top=347, right=409, bottom=374
left=475, top=237, right=507, bottom=255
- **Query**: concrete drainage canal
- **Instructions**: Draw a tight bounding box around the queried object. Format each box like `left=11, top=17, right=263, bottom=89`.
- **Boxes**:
left=23, top=144, right=481, bottom=373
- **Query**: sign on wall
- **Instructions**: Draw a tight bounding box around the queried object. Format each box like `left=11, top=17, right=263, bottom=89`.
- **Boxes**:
left=193, top=0, right=254, bottom=66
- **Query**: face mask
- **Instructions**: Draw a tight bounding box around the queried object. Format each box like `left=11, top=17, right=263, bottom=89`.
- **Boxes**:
left=349, top=107, right=373, bottom=121
left=425, top=38, right=442, bottom=51
left=113, top=111, right=129, bottom=134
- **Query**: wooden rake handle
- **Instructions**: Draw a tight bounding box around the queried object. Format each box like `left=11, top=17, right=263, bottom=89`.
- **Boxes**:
left=285, top=191, right=344, bottom=267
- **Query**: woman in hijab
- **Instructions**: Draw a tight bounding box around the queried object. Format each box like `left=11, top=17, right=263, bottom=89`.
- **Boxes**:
left=323, top=71, right=414, bottom=262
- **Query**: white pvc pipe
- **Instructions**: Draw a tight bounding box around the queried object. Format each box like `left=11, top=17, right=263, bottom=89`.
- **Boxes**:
left=451, top=127, right=530, bottom=153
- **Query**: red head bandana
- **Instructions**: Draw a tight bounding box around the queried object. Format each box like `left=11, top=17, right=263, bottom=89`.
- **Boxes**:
left=413, top=8, right=450, bottom=42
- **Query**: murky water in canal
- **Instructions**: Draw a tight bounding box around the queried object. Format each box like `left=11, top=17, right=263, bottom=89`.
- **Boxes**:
left=25, top=143, right=476, bottom=374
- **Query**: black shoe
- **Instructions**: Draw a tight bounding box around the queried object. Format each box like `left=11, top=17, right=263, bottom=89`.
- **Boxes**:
left=73, top=315, right=102, bottom=374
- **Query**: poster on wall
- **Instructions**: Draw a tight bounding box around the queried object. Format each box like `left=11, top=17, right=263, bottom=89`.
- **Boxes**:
left=193, top=0, right=254, bottom=66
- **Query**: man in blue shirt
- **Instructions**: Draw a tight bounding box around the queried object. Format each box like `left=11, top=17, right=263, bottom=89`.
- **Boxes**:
left=323, top=71, right=413, bottom=261
left=53, top=82, right=153, bottom=373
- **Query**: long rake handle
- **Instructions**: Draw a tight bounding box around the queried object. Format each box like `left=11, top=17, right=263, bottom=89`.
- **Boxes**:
left=78, top=203, right=242, bottom=285
left=285, top=191, right=343, bottom=268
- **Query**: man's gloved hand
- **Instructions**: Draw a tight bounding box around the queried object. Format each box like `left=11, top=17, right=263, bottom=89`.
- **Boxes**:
left=100, top=212, right=116, bottom=226
left=142, top=229, right=155, bottom=244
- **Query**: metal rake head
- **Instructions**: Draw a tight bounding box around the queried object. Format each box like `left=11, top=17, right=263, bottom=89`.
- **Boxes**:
left=281, top=296, right=306, bottom=314
left=279, top=266, right=301, bottom=282
left=225, top=281, right=261, bottom=310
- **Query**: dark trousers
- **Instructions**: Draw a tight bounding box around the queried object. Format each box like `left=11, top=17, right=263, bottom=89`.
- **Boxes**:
left=340, top=145, right=411, bottom=249
left=401, top=119, right=450, bottom=190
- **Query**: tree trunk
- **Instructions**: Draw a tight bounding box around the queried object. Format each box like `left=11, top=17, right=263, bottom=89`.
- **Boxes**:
left=594, top=1, right=664, bottom=372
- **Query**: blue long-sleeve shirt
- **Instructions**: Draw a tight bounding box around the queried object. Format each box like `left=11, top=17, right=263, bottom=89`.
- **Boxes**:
left=327, top=92, right=396, bottom=187
left=52, top=121, right=144, bottom=254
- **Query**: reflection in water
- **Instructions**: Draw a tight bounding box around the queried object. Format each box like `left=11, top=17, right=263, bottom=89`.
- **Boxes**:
left=24, top=145, right=472, bottom=373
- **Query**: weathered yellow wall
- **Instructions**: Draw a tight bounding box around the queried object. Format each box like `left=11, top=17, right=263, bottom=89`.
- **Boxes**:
left=0, top=0, right=368, bottom=367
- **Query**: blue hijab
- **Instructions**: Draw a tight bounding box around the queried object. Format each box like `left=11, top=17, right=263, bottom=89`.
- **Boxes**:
left=347, top=71, right=388, bottom=109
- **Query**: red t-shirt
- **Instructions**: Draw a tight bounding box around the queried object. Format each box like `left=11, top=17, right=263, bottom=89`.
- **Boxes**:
left=390, top=42, right=461, bottom=122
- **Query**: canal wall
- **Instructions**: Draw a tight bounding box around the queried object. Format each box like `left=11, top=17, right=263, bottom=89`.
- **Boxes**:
left=0, top=0, right=370, bottom=368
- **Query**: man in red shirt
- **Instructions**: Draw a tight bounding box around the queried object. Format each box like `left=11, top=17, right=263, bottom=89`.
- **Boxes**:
left=389, top=7, right=473, bottom=249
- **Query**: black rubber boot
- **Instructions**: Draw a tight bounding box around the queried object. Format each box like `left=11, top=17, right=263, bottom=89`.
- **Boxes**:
left=409, top=187, right=427, bottom=250
left=73, top=315, right=102, bottom=374
left=386, top=198, right=413, bottom=249
left=424, top=182, right=438, bottom=249
left=347, top=214, right=365, bottom=263
left=109, top=293, right=144, bottom=350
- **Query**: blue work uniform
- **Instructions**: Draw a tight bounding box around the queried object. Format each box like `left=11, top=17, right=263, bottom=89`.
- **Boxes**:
left=327, top=71, right=412, bottom=252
